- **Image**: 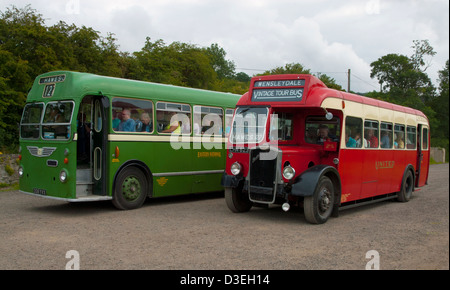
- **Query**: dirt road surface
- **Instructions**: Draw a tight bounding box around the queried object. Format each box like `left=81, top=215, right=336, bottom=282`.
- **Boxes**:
left=0, top=164, right=448, bottom=270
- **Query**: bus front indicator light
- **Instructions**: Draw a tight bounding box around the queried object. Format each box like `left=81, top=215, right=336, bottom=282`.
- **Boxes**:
left=18, top=166, right=24, bottom=177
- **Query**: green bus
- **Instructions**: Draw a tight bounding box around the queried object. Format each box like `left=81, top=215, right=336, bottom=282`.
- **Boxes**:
left=19, top=71, right=239, bottom=209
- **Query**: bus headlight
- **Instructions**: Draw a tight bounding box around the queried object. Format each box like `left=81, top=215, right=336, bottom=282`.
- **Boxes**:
left=282, top=165, right=295, bottom=180
left=230, top=162, right=242, bottom=176
left=18, top=166, right=24, bottom=177
left=59, top=170, right=68, bottom=183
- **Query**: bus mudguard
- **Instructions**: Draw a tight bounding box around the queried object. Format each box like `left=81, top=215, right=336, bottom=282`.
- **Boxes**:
left=113, top=160, right=153, bottom=197
left=221, top=172, right=243, bottom=188
left=291, top=165, right=341, bottom=201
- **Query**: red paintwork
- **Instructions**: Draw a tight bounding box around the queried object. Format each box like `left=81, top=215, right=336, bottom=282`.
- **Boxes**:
left=226, top=74, right=430, bottom=204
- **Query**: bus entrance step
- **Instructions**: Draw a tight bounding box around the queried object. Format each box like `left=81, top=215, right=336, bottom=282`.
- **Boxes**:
left=76, top=168, right=92, bottom=183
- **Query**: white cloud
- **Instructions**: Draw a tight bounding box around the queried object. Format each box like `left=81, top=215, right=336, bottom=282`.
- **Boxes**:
left=0, top=0, right=448, bottom=92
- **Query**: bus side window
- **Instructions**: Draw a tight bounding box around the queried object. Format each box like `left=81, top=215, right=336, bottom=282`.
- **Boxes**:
left=193, top=105, right=223, bottom=136
left=345, top=116, right=362, bottom=148
left=364, top=120, right=379, bottom=148
left=380, top=122, right=393, bottom=149
left=225, top=109, right=234, bottom=137
left=394, top=124, right=405, bottom=149
left=157, top=102, right=191, bottom=134
left=406, top=126, right=416, bottom=149
left=112, top=97, right=154, bottom=133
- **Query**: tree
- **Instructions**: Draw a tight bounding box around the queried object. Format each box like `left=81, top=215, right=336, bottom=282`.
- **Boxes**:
left=370, top=41, right=435, bottom=105
left=410, top=39, right=436, bottom=72
left=430, top=60, right=449, bottom=160
left=205, top=43, right=236, bottom=79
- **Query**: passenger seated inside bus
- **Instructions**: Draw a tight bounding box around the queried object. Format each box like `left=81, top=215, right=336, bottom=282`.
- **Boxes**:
left=139, top=112, right=152, bottom=132
left=345, top=127, right=357, bottom=147
left=112, top=110, right=121, bottom=131
left=380, top=131, right=391, bottom=148
left=158, top=111, right=181, bottom=134
left=365, top=129, right=378, bottom=148
left=118, top=109, right=136, bottom=132
left=396, top=133, right=405, bottom=149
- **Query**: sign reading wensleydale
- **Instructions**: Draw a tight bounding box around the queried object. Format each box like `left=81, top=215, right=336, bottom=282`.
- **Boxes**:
left=254, top=79, right=305, bottom=88
left=251, top=79, right=305, bottom=102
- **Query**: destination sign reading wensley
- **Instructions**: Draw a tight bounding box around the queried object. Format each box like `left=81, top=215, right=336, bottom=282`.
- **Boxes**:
left=251, top=79, right=305, bottom=102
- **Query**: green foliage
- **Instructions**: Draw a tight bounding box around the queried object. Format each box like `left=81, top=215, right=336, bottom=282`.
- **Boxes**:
left=369, top=40, right=449, bottom=160
left=4, top=164, right=14, bottom=176
left=0, top=5, right=448, bottom=157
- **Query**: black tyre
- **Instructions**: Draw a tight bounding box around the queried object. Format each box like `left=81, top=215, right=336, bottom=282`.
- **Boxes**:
left=225, top=187, right=253, bottom=213
left=112, top=167, right=148, bottom=210
left=304, top=176, right=335, bottom=224
left=398, top=169, right=414, bottom=202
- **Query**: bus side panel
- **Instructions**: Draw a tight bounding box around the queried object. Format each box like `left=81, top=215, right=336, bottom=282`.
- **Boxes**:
left=338, top=149, right=363, bottom=203
left=376, top=149, right=395, bottom=195
left=191, top=140, right=226, bottom=193
left=360, top=149, right=379, bottom=199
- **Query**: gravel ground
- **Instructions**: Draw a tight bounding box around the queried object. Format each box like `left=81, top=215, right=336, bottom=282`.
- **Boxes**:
left=0, top=164, right=448, bottom=270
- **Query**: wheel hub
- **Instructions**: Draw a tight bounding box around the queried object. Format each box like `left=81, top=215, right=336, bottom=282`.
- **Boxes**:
left=122, top=176, right=141, bottom=201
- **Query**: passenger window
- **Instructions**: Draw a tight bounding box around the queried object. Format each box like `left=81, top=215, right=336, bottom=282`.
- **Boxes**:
left=406, top=126, right=416, bottom=149
left=156, top=102, right=191, bottom=134
left=193, top=106, right=223, bottom=136
left=394, top=124, right=405, bottom=149
left=345, top=116, right=363, bottom=148
left=364, top=120, right=379, bottom=148
left=225, top=109, right=234, bottom=137
left=112, top=97, right=154, bottom=133
left=380, top=122, right=393, bottom=149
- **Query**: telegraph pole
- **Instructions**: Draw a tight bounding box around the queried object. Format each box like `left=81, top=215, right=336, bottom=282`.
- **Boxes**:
left=347, top=69, right=351, bottom=92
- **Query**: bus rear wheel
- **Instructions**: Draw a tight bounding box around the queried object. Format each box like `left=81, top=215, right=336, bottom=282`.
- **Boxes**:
left=113, top=167, right=148, bottom=210
left=225, top=187, right=253, bottom=213
left=398, top=170, right=414, bottom=202
left=304, top=176, right=334, bottom=224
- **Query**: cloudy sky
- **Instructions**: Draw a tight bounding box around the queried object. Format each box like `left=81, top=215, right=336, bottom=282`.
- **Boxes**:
left=1, top=0, right=449, bottom=92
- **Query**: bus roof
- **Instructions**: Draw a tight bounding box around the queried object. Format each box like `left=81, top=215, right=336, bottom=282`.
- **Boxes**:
left=27, top=71, right=240, bottom=108
left=239, top=74, right=427, bottom=119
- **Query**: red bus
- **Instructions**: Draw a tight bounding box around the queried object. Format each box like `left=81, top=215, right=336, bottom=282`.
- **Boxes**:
left=222, top=74, right=430, bottom=224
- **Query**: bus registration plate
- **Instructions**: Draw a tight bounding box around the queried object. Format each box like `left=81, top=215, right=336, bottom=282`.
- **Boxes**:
left=33, top=188, right=47, bottom=196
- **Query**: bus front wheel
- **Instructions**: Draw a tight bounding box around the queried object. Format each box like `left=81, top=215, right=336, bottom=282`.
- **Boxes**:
left=225, top=187, right=253, bottom=213
left=304, top=176, right=335, bottom=224
left=113, top=167, right=148, bottom=210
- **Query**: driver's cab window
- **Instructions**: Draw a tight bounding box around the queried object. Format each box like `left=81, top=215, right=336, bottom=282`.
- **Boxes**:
left=305, top=116, right=340, bottom=144
left=269, top=112, right=294, bottom=141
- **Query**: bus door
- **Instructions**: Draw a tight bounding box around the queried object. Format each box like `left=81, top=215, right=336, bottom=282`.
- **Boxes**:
left=92, top=96, right=109, bottom=196
left=416, top=124, right=429, bottom=187
left=76, top=95, right=108, bottom=197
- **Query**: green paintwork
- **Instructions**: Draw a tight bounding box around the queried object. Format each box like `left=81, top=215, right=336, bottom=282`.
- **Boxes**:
left=19, top=71, right=240, bottom=201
